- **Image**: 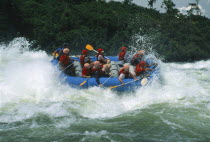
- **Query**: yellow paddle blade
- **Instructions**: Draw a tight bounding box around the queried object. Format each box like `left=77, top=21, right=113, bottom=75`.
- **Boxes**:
left=109, top=86, right=118, bottom=89
left=52, top=53, right=59, bottom=56
left=79, top=76, right=91, bottom=86
left=86, top=44, right=93, bottom=51
left=79, top=81, right=87, bottom=86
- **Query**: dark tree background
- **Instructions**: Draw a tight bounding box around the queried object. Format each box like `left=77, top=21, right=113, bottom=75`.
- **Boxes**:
left=0, top=0, right=210, bottom=62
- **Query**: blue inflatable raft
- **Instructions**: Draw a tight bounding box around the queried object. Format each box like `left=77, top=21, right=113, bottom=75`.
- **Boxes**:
left=51, top=56, right=159, bottom=92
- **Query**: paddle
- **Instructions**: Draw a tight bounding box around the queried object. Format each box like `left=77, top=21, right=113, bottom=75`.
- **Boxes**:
left=79, top=76, right=91, bottom=86
left=86, top=44, right=98, bottom=53
left=100, top=75, right=112, bottom=87
left=109, top=79, right=139, bottom=89
left=52, top=53, right=74, bottom=58
left=140, top=78, right=148, bottom=86
left=139, top=63, right=158, bottom=86
left=62, top=62, right=74, bottom=72
left=52, top=53, right=59, bottom=57
left=86, top=44, right=109, bottom=59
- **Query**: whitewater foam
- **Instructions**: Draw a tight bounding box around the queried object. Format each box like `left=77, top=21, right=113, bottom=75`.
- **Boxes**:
left=0, top=38, right=210, bottom=124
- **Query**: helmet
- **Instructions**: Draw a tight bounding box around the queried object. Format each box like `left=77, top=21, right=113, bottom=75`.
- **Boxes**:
left=84, top=63, right=90, bottom=68
left=82, top=50, right=88, bottom=54
left=139, top=61, right=146, bottom=66
left=63, top=48, right=69, bottom=54
left=97, top=48, right=104, bottom=53
left=63, top=43, right=69, bottom=47
left=121, top=47, right=127, bottom=51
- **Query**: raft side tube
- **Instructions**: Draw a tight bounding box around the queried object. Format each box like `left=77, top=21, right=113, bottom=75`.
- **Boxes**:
left=110, top=61, right=119, bottom=77
left=74, top=61, right=82, bottom=77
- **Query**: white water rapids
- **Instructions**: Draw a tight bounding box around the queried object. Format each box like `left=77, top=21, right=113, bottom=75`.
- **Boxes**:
left=1, top=37, right=210, bottom=125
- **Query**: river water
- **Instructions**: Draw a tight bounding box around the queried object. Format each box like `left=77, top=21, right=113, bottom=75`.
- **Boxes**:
left=1, top=38, right=210, bottom=142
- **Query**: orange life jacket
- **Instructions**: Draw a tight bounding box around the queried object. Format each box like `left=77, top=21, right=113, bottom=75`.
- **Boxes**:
left=59, top=54, right=70, bottom=66
left=82, top=67, right=91, bottom=76
left=118, top=51, right=126, bottom=61
left=132, top=54, right=140, bottom=60
left=91, top=65, right=102, bottom=75
left=119, top=68, right=130, bottom=78
left=80, top=55, right=86, bottom=66
left=135, top=63, right=146, bottom=76
left=131, top=54, right=142, bottom=65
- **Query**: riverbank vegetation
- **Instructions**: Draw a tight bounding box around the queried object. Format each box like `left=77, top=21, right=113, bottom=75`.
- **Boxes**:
left=1, top=0, right=210, bottom=62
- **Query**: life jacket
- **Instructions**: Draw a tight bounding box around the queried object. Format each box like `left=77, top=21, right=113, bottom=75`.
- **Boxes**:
left=91, top=65, right=102, bottom=75
left=96, top=53, right=105, bottom=64
left=132, top=54, right=140, bottom=60
left=80, top=55, right=90, bottom=66
left=59, top=54, right=70, bottom=66
left=80, top=55, right=86, bottom=66
left=135, top=63, right=146, bottom=76
left=119, top=68, right=130, bottom=78
left=118, top=51, right=126, bottom=61
left=131, top=54, right=142, bottom=66
left=82, top=67, right=91, bottom=76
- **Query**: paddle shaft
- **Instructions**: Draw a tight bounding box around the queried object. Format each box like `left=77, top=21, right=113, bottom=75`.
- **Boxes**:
left=63, top=62, right=74, bottom=72
left=86, top=45, right=109, bottom=59
left=110, top=79, right=139, bottom=89
left=79, top=76, right=91, bottom=86
left=101, top=75, right=112, bottom=86
left=92, top=50, right=109, bottom=59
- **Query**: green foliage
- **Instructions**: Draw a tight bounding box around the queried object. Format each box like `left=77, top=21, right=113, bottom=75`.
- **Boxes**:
left=123, top=0, right=133, bottom=5
left=148, top=0, right=156, bottom=8
left=1, top=0, right=210, bottom=62
left=161, top=0, right=179, bottom=15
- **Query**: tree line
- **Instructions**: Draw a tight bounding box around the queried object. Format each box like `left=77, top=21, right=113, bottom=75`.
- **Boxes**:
left=0, top=0, right=210, bottom=62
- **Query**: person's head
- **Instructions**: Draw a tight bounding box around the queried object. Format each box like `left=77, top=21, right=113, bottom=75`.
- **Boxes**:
left=139, top=61, right=146, bottom=67
left=84, top=63, right=90, bottom=69
left=121, top=47, right=127, bottom=51
left=63, top=48, right=69, bottom=54
left=137, top=50, right=145, bottom=56
left=94, top=61, right=100, bottom=67
left=123, top=64, right=130, bottom=71
left=97, top=48, right=104, bottom=54
left=82, top=50, right=88, bottom=55
left=63, top=43, right=69, bottom=48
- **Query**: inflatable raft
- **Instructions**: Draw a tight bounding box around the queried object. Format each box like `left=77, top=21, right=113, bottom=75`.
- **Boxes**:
left=51, top=56, right=159, bottom=92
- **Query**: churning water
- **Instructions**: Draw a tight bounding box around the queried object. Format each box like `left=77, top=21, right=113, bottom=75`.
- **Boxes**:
left=0, top=38, right=210, bottom=142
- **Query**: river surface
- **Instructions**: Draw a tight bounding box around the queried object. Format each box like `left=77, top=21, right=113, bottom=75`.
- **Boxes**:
left=1, top=38, right=210, bottom=142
